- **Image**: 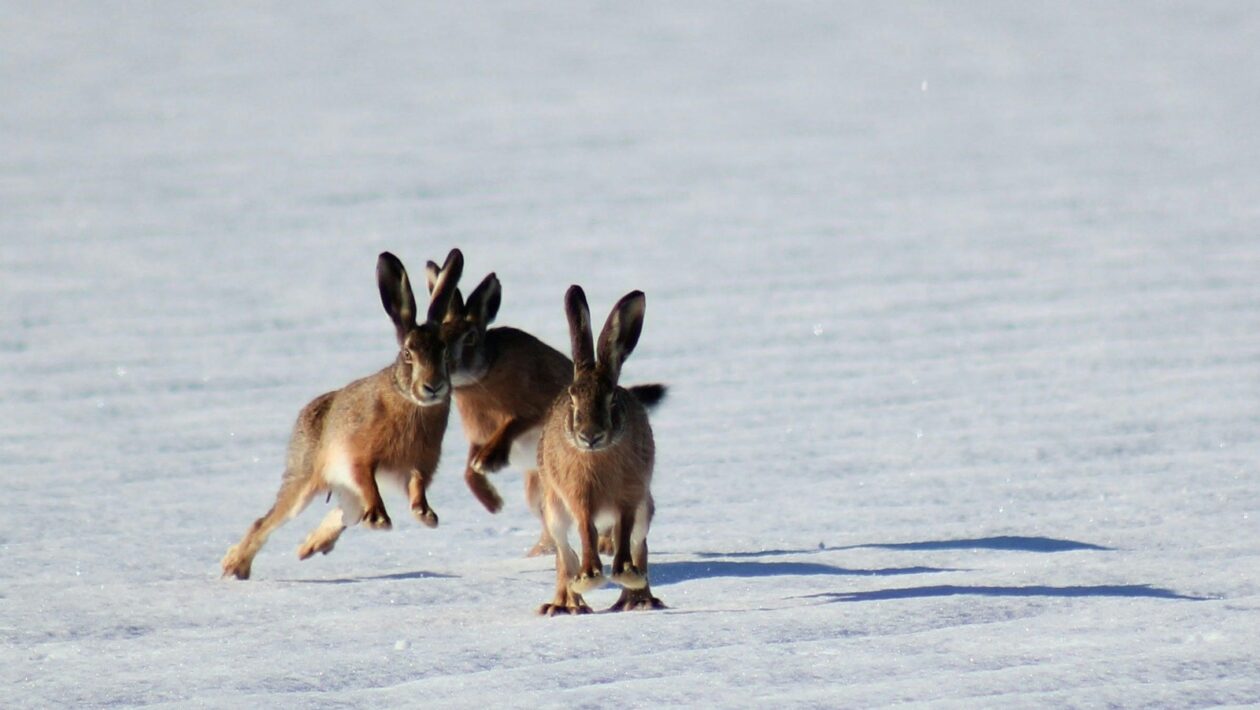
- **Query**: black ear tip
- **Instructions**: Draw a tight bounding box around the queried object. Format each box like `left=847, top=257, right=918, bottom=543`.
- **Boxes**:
left=378, top=252, right=406, bottom=281
left=617, top=290, right=646, bottom=313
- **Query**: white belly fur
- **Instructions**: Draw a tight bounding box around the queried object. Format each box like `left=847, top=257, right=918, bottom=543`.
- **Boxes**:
left=320, top=443, right=406, bottom=526
left=508, top=426, right=542, bottom=470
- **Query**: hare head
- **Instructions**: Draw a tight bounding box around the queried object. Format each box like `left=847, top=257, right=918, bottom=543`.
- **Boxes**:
left=562, top=285, right=646, bottom=452
left=425, top=264, right=501, bottom=387
left=377, top=248, right=464, bottom=407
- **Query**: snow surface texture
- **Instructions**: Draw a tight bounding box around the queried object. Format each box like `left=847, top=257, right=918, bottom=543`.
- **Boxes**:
left=3, top=2, right=1259, bottom=707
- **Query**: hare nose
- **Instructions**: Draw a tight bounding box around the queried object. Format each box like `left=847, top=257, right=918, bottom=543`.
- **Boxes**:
left=422, top=382, right=445, bottom=397
left=577, top=431, right=604, bottom=449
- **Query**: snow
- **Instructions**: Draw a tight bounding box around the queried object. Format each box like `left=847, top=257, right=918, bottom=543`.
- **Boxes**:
left=3, top=1, right=1260, bottom=706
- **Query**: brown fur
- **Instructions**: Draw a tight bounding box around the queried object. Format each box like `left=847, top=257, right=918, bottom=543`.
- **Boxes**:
left=220, top=249, right=463, bottom=580
left=535, top=286, right=665, bottom=614
left=451, top=327, right=571, bottom=545
left=424, top=266, right=666, bottom=558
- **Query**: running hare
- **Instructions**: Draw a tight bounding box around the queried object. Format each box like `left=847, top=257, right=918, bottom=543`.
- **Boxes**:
left=536, top=285, right=664, bottom=614
left=423, top=265, right=665, bottom=557
left=220, top=249, right=463, bottom=580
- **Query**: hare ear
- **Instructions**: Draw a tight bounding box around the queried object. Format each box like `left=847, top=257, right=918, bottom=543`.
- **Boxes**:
left=565, top=285, right=595, bottom=373
left=427, top=259, right=466, bottom=322
left=465, top=273, right=502, bottom=327
left=445, top=288, right=465, bottom=323
left=378, top=252, right=418, bottom=343
left=596, top=290, right=645, bottom=383
left=426, top=248, right=464, bottom=324
left=424, top=261, right=441, bottom=294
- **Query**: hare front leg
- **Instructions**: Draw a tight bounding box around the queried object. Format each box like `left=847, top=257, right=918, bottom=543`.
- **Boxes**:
left=407, top=465, right=439, bottom=528
left=539, top=492, right=591, bottom=615
left=609, top=499, right=665, bottom=611
left=349, top=460, right=391, bottom=529
left=470, top=417, right=530, bottom=474
left=568, top=504, right=606, bottom=594
left=610, top=508, right=646, bottom=590
left=464, top=443, right=504, bottom=514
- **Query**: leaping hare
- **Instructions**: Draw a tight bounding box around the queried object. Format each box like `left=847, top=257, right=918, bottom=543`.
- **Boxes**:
left=423, top=264, right=665, bottom=557
left=220, top=249, right=464, bottom=580
left=536, top=285, right=664, bottom=614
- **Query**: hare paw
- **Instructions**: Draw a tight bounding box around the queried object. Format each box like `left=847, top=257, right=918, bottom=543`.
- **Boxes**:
left=412, top=505, right=439, bottom=528
left=611, top=565, right=647, bottom=590
left=465, top=470, right=504, bottom=513
left=608, top=588, right=666, bottom=612
left=471, top=442, right=510, bottom=474
left=220, top=546, right=252, bottom=580
left=526, top=539, right=557, bottom=558
left=538, top=593, right=592, bottom=616
left=569, top=571, right=607, bottom=594
left=362, top=506, right=392, bottom=530
left=297, top=536, right=338, bottom=560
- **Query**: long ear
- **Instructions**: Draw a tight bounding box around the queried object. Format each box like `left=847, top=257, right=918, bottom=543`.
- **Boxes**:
left=596, top=290, right=645, bottom=383
left=565, top=285, right=594, bottom=373
left=446, top=288, right=465, bottom=323
left=424, top=260, right=441, bottom=294
left=378, top=252, right=418, bottom=343
left=425, top=248, right=464, bottom=324
left=464, top=273, right=502, bottom=327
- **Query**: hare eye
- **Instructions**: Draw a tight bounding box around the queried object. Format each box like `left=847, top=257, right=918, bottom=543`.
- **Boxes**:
left=401, top=350, right=413, bottom=363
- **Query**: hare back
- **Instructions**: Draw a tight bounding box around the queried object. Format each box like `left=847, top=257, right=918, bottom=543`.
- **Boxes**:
left=453, top=326, right=571, bottom=443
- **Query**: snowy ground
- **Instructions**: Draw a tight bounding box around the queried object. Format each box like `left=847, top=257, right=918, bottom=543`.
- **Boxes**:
left=4, top=2, right=1260, bottom=706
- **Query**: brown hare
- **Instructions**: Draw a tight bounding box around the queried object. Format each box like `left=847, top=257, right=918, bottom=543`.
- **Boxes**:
left=422, top=264, right=665, bottom=557
left=536, top=285, right=664, bottom=615
left=220, top=249, right=464, bottom=580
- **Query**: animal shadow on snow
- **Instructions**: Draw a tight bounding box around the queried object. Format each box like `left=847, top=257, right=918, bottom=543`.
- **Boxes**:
left=803, top=584, right=1210, bottom=603
left=648, top=560, right=956, bottom=586
left=279, top=570, right=456, bottom=585
left=694, top=535, right=1111, bottom=559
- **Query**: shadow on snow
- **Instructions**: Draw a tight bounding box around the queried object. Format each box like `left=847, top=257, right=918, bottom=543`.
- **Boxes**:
left=802, top=584, right=1209, bottom=603
left=649, top=560, right=955, bottom=586
left=279, top=570, right=456, bottom=584
left=693, top=536, right=1111, bottom=559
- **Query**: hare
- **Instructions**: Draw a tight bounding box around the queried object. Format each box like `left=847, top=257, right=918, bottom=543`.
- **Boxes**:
left=422, top=264, right=666, bottom=557
left=535, top=285, right=664, bottom=615
left=220, top=249, right=464, bottom=580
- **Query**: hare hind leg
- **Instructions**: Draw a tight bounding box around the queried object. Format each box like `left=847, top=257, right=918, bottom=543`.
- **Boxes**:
left=297, top=489, right=363, bottom=560
left=524, top=469, right=555, bottom=557
left=221, top=475, right=320, bottom=580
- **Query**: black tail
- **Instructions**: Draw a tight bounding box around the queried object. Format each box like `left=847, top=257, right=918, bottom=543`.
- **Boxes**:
left=628, top=383, right=667, bottom=410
